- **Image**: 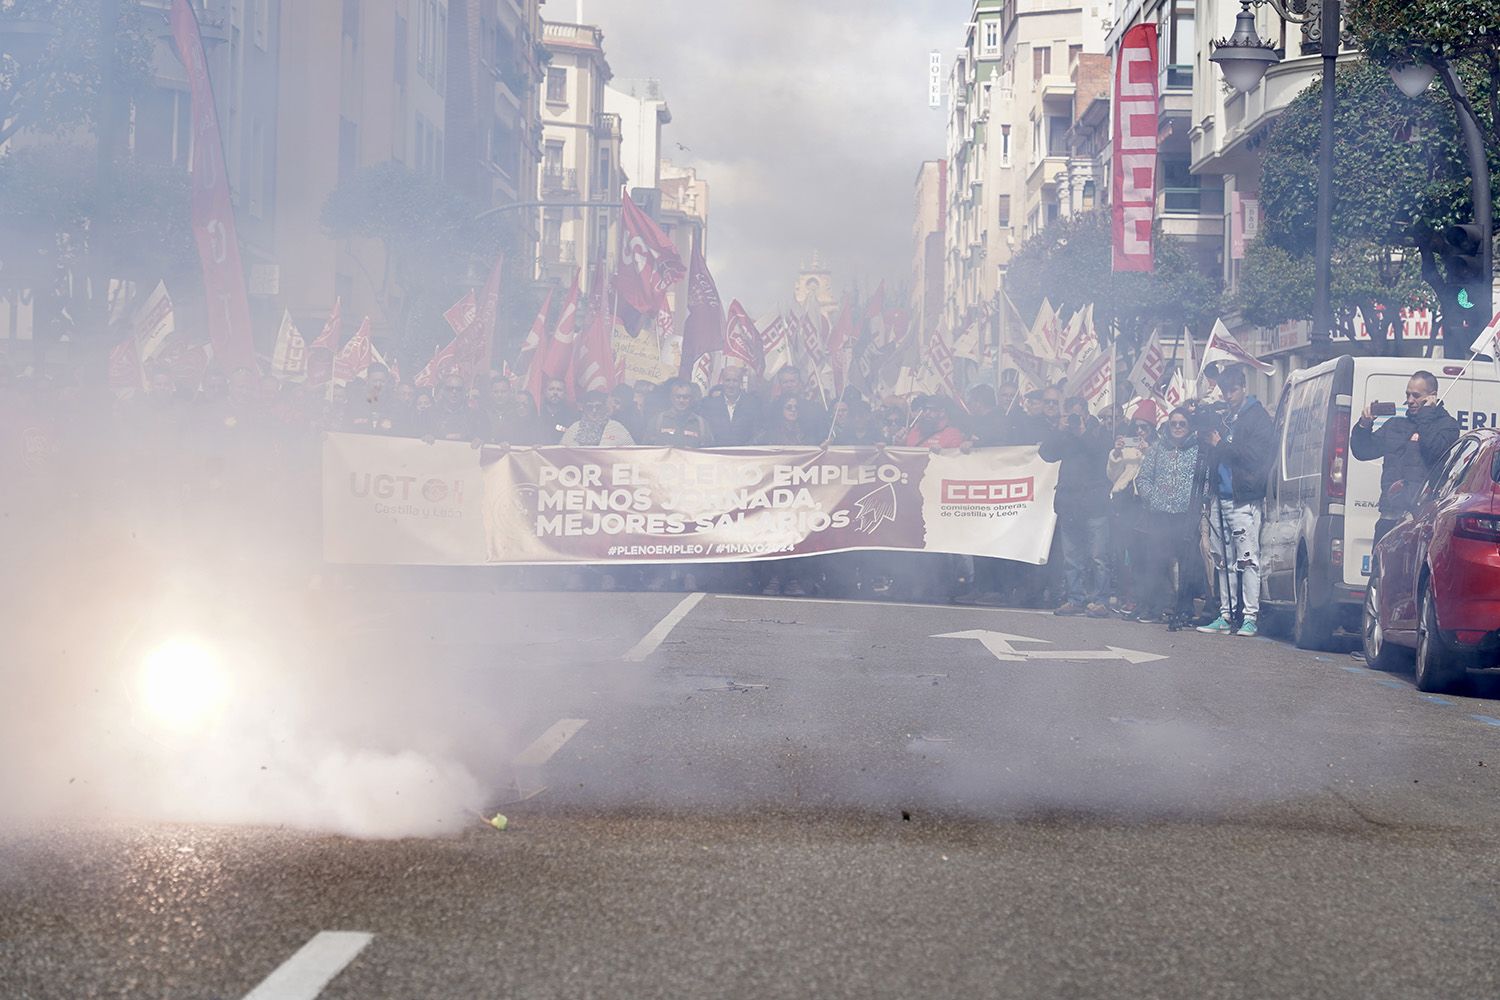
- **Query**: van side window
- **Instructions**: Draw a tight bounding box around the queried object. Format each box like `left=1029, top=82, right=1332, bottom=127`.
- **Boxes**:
left=1281, top=377, right=1331, bottom=480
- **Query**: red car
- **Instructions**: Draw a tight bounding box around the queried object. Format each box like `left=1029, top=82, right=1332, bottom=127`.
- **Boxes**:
left=1363, top=429, right=1500, bottom=692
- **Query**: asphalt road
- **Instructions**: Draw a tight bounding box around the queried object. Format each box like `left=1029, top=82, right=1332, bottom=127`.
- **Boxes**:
left=4, top=587, right=1500, bottom=999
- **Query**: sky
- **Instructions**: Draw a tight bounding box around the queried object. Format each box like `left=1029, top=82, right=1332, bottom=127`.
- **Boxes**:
left=585, top=0, right=960, bottom=312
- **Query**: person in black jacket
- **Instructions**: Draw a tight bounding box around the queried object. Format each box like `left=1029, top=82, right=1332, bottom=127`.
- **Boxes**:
left=1351, top=370, right=1460, bottom=544
left=1197, top=364, right=1275, bottom=637
left=700, top=365, right=762, bottom=445
left=1039, top=405, right=1113, bottom=617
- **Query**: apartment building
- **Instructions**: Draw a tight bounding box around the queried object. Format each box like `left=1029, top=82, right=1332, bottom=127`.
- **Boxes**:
left=538, top=20, right=624, bottom=292
left=913, top=160, right=947, bottom=340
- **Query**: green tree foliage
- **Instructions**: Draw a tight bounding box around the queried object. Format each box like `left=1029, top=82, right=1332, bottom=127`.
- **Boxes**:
left=0, top=142, right=194, bottom=336
left=1004, top=208, right=1221, bottom=357
left=321, top=162, right=541, bottom=364
left=1242, top=57, right=1489, bottom=354
left=0, top=0, right=154, bottom=146
left=1346, top=0, right=1500, bottom=158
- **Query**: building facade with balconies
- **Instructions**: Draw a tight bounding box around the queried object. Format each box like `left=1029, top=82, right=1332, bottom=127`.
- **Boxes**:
left=538, top=20, right=623, bottom=293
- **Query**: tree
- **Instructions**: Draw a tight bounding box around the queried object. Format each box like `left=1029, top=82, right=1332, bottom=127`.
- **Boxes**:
left=1004, top=209, right=1221, bottom=359
left=0, top=142, right=195, bottom=339
left=1346, top=0, right=1500, bottom=159
left=1241, top=57, right=1488, bottom=355
left=0, top=0, right=154, bottom=147
left=321, top=162, right=543, bottom=368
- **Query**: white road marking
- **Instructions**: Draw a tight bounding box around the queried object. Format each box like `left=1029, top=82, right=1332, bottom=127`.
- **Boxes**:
left=624, top=592, right=706, bottom=661
left=514, top=718, right=589, bottom=767
left=241, top=931, right=373, bottom=1000
left=935, top=628, right=1168, bottom=664
left=717, top=593, right=1057, bottom=614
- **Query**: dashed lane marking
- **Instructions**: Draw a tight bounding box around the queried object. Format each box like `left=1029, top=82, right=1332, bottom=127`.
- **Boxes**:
left=241, top=931, right=373, bottom=1000
left=1376, top=679, right=1409, bottom=690
left=624, top=592, right=706, bottom=661
left=1421, top=695, right=1456, bottom=706
left=515, top=718, right=589, bottom=767
left=1472, top=715, right=1500, bottom=728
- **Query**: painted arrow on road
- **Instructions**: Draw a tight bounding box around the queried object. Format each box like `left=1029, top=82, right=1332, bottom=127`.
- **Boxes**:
left=934, top=629, right=1168, bottom=664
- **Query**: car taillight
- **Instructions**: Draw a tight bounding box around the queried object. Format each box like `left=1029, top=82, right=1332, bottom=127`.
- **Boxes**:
left=1327, top=409, right=1350, bottom=499
left=1455, top=513, right=1500, bottom=542
left=1331, top=538, right=1344, bottom=567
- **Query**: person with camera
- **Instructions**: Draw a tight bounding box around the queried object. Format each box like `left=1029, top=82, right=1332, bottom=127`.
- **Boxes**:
left=1196, top=365, right=1274, bottom=637
left=1040, top=401, right=1113, bottom=617
left=1351, top=370, right=1459, bottom=544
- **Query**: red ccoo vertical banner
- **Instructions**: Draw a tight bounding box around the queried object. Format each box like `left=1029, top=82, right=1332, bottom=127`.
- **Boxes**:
left=1112, top=23, right=1159, bottom=273
left=171, top=0, right=258, bottom=373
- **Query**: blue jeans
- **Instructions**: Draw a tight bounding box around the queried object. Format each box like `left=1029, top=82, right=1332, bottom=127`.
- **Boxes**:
left=1060, top=512, right=1109, bottom=606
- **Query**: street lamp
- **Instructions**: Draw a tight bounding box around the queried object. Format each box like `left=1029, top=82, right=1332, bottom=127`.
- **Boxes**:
left=1389, top=62, right=1437, bottom=98
left=1211, top=0, right=1340, bottom=354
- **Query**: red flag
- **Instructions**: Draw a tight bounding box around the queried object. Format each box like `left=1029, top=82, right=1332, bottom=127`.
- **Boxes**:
left=827, top=296, right=855, bottom=395
left=170, top=0, right=257, bottom=374
left=542, top=271, right=582, bottom=381
left=414, top=345, right=446, bottom=389
left=680, top=240, right=725, bottom=381
left=572, top=298, right=617, bottom=396
left=724, top=300, right=765, bottom=376
left=333, top=316, right=373, bottom=382
left=517, top=290, right=554, bottom=405
left=1112, top=23, right=1159, bottom=272
left=307, top=298, right=342, bottom=386
left=615, top=191, right=686, bottom=315
left=444, top=290, right=477, bottom=337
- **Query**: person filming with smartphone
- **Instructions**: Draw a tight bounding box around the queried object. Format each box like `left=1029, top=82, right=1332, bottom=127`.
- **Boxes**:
left=1351, top=370, right=1460, bottom=544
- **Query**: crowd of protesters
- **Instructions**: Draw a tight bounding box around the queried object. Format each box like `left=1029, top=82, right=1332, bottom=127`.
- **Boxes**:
left=1, top=350, right=1309, bottom=631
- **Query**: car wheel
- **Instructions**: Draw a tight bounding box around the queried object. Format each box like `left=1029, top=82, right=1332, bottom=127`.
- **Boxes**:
left=1294, top=561, right=1335, bottom=651
left=1361, top=568, right=1410, bottom=671
left=1414, top=583, right=1466, bottom=694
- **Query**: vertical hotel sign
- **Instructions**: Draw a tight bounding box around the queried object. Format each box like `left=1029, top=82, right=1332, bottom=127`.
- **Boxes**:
left=930, top=51, right=943, bottom=109
left=1111, top=24, right=1159, bottom=272
left=170, top=0, right=259, bottom=373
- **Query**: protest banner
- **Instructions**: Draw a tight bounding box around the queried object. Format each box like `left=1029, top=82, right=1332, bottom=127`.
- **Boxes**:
left=323, top=434, right=1058, bottom=567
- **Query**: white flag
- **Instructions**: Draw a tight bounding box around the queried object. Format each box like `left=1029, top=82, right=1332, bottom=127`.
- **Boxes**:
left=271, top=310, right=308, bottom=382
left=1202, top=318, right=1274, bottom=375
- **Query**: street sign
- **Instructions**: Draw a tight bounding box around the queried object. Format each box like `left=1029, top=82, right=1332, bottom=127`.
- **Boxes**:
left=934, top=629, right=1168, bottom=664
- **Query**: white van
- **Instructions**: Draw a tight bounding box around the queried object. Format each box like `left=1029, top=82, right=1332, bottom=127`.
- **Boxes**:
left=1261, top=354, right=1500, bottom=649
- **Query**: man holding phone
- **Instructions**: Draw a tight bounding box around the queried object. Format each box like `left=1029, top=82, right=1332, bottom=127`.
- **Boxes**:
left=1352, top=370, right=1460, bottom=543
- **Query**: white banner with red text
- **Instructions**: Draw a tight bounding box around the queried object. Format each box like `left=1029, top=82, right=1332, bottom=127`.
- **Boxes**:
left=322, top=433, right=1059, bottom=567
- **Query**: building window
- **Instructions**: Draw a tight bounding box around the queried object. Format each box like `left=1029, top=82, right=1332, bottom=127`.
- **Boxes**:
left=546, top=67, right=567, bottom=104
left=1069, top=44, right=1082, bottom=67
left=998, top=194, right=1011, bottom=228
left=1168, top=0, right=1196, bottom=65
left=1045, top=200, right=1060, bottom=226
left=417, top=1, right=428, bottom=78
left=249, top=119, right=265, bottom=218
left=395, top=14, right=407, bottom=83
left=597, top=145, right=612, bottom=191
left=341, top=0, right=359, bottom=43
left=982, top=19, right=999, bottom=55
left=1047, top=114, right=1070, bottom=156
left=1032, top=45, right=1051, bottom=80
left=435, top=3, right=446, bottom=95
left=253, top=0, right=269, bottom=50
left=1000, top=124, right=1011, bottom=166
left=416, top=116, right=427, bottom=174
left=544, top=139, right=564, bottom=174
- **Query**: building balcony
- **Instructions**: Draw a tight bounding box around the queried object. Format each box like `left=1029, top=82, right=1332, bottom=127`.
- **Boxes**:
left=1160, top=186, right=1225, bottom=217
left=541, top=239, right=577, bottom=265
left=1161, top=64, right=1193, bottom=92
left=543, top=22, right=603, bottom=51
left=542, top=166, right=578, bottom=194
left=1026, top=154, right=1068, bottom=194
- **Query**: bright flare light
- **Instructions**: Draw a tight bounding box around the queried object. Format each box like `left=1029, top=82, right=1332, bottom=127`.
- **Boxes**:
left=137, top=637, right=232, bottom=731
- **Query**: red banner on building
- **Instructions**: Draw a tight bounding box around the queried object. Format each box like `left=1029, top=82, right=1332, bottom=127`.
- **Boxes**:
left=1111, top=23, right=1158, bottom=273
left=170, top=0, right=258, bottom=373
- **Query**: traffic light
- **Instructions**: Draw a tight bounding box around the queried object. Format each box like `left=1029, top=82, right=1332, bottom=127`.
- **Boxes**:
left=1442, top=223, right=1486, bottom=311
